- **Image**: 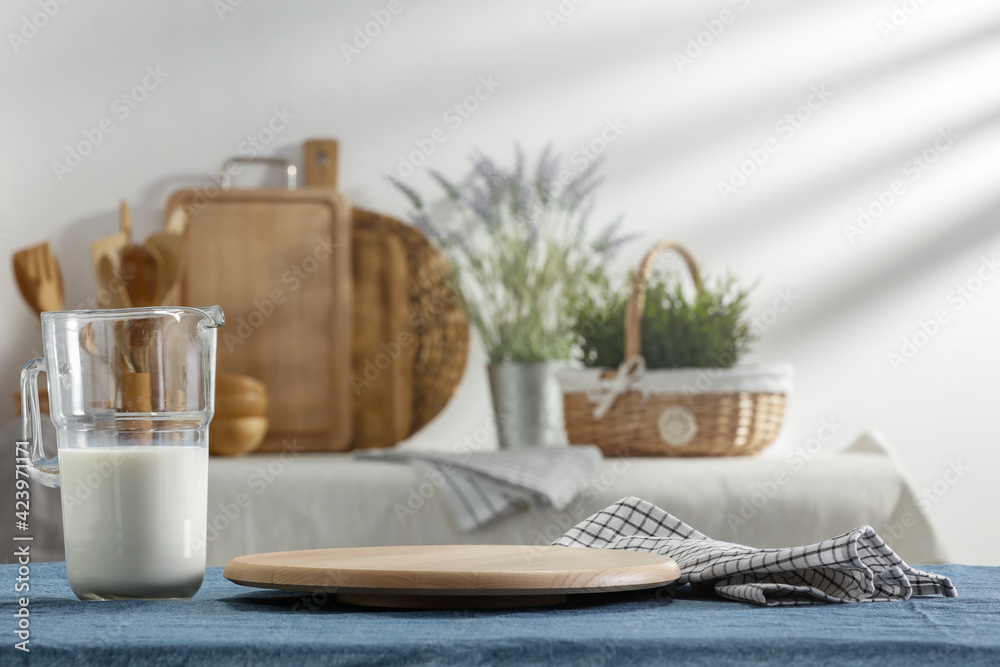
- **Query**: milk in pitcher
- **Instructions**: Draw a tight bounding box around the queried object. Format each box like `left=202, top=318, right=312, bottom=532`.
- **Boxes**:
left=59, top=445, right=208, bottom=600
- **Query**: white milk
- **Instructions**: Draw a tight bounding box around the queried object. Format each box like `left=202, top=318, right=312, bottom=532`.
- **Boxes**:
left=59, top=445, right=208, bottom=600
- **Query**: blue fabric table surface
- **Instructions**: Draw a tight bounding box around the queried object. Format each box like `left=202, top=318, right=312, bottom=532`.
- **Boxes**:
left=2, top=563, right=997, bottom=666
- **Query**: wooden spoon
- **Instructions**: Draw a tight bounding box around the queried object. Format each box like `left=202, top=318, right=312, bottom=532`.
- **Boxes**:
left=145, top=232, right=183, bottom=304
left=12, top=242, right=64, bottom=314
left=120, top=199, right=132, bottom=244
left=97, top=255, right=132, bottom=309
left=90, top=200, right=132, bottom=304
left=121, top=244, right=162, bottom=308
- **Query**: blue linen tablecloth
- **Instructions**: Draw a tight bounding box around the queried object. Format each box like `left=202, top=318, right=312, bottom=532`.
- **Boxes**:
left=2, top=563, right=997, bottom=666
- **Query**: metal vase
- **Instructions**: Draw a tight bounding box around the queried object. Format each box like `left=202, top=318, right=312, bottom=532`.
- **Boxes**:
left=487, top=362, right=567, bottom=449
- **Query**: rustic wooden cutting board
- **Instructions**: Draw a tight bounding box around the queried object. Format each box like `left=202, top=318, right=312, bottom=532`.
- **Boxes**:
left=224, top=544, right=681, bottom=609
left=166, top=176, right=352, bottom=452
left=349, top=229, right=414, bottom=447
left=303, top=140, right=415, bottom=449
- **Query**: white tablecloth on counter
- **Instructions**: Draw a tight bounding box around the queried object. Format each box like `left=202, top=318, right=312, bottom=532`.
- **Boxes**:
left=3, top=420, right=946, bottom=567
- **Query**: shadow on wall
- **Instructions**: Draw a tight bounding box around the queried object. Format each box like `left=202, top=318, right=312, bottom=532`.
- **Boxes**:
left=782, top=193, right=1000, bottom=335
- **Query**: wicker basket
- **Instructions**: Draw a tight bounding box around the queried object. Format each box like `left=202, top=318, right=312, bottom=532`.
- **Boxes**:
left=352, top=208, right=470, bottom=433
left=559, top=241, right=791, bottom=457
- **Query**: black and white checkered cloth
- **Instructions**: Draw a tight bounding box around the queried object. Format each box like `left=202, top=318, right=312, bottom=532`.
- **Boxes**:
left=554, top=496, right=958, bottom=606
left=357, top=446, right=602, bottom=531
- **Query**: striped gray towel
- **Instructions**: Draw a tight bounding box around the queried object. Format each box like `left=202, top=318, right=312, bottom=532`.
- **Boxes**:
left=357, top=446, right=602, bottom=531
left=554, top=496, right=957, bottom=606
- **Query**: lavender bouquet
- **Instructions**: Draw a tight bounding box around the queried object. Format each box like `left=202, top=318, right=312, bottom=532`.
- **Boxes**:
left=390, top=146, right=634, bottom=363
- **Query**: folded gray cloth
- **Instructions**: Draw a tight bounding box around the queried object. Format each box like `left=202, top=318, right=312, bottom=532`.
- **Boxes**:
left=554, top=496, right=957, bottom=606
left=357, top=446, right=602, bottom=531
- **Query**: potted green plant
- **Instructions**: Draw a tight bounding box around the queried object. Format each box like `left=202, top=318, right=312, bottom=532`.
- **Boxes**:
left=560, top=241, right=793, bottom=456
left=573, top=268, right=756, bottom=371
left=391, top=146, right=633, bottom=448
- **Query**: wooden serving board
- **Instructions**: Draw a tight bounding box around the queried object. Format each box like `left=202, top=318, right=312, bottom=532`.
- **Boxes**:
left=224, top=545, right=681, bottom=609
left=166, top=186, right=352, bottom=452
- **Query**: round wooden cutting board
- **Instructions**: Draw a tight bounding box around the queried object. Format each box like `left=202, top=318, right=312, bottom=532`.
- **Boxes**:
left=224, top=545, right=681, bottom=609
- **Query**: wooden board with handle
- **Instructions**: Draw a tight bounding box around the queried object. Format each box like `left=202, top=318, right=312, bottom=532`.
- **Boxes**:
left=166, top=163, right=352, bottom=452
left=304, top=140, right=415, bottom=449
left=224, top=544, right=681, bottom=609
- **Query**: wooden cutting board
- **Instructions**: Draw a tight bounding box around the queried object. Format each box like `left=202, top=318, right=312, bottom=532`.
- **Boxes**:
left=166, top=179, right=352, bottom=452
left=350, top=228, right=414, bottom=447
left=224, top=545, right=681, bottom=609
left=303, top=140, right=415, bottom=449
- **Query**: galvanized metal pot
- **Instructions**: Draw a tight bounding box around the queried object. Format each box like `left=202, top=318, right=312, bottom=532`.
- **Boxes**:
left=487, top=362, right=567, bottom=449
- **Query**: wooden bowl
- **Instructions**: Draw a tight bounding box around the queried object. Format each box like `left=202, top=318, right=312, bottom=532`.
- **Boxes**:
left=216, top=372, right=266, bottom=397
left=209, top=416, right=269, bottom=456
left=215, top=389, right=268, bottom=418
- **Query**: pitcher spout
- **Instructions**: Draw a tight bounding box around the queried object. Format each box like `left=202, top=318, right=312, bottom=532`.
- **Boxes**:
left=195, top=305, right=225, bottom=330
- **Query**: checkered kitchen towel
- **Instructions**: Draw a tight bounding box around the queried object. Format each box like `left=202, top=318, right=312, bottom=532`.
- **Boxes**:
left=554, top=497, right=958, bottom=606
left=357, top=446, right=603, bottom=531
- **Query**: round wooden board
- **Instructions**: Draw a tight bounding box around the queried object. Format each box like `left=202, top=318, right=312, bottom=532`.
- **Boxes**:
left=224, top=545, right=680, bottom=609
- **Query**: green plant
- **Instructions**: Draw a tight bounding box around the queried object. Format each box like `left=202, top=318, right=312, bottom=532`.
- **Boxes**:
left=573, top=270, right=757, bottom=369
left=390, top=146, right=635, bottom=363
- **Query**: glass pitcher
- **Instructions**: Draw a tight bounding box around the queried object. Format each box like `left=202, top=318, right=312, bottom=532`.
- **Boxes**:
left=20, top=306, right=224, bottom=600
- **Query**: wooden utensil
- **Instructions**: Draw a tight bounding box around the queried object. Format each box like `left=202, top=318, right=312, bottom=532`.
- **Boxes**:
left=91, top=200, right=132, bottom=307
left=12, top=242, right=64, bottom=314
left=145, top=232, right=184, bottom=305
left=166, top=157, right=352, bottom=452
left=97, top=255, right=132, bottom=308
left=224, top=545, right=682, bottom=609
left=115, top=201, right=162, bottom=308
left=304, top=139, right=416, bottom=449
left=120, top=199, right=132, bottom=244
left=121, top=243, right=162, bottom=307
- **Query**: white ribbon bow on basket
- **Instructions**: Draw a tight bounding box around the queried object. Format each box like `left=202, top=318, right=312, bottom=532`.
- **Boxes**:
left=586, top=356, right=650, bottom=419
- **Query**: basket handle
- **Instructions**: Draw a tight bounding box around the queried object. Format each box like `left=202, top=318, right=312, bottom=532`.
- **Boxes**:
left=624, top=241, right=702, bottom=362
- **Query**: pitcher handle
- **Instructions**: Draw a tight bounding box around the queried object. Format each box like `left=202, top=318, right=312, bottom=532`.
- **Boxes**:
left=20, top=357, right=60, bottom=488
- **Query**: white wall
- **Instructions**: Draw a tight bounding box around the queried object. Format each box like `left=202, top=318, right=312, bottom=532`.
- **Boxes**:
left=3, top=0, right=998, bottom=564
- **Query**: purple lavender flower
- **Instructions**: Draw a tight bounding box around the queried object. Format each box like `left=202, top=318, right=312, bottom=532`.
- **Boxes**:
left=511, top=143, right=526, bottom=185
left=592, top=213, right=637, bottom=261
left=466, top=182, right=497, bottom=228
left=527, top=221, right=540, bottom=247
left=386, top=143, right=636, bottom=363
left=429, top=169, right=462, bottom=201
left=577, top=200, right=595, bottom=238
left=562, top=158, right=604, bottom=206
left=446, top=229, right=474, bottom=258
left=534, top=144, right=558, bottom=204
left=470, top=150, right=498, bottom=185
left=387, top=174, right=424, bottom=211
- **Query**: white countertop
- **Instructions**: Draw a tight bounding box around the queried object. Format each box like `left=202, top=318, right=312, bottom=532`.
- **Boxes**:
left=2, top=421, right=946, bottom=567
